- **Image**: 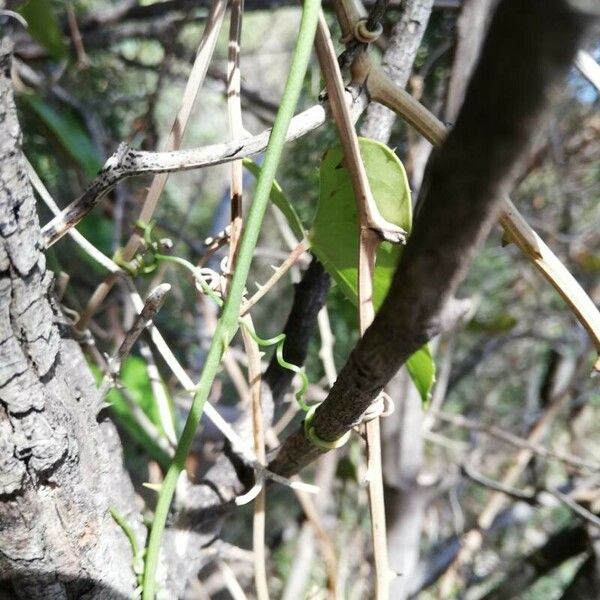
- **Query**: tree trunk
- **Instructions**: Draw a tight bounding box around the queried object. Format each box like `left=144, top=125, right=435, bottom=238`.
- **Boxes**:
left=0, top=37, right=141, bottom=599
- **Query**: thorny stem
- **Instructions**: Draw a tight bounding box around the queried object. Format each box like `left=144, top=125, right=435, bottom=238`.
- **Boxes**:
left=315, top=15, right=391, bottom=598
left=141, top=1, right=322, bottom=596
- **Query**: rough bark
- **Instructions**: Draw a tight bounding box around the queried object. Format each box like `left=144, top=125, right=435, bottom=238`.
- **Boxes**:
left=359, top=0, right=435, bottom=143
left=268, top=0, right=594, bottom=477
left=0, top=37, right=141, bottom=599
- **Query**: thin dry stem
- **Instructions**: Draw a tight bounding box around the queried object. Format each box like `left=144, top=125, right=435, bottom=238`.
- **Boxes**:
left=315, top=14, right=391, bottom=598
left=75, top=0, right=227, bottom=330
left=317, top=306, right=337, bottom=388
left=241, top=238, right=310, bottom=316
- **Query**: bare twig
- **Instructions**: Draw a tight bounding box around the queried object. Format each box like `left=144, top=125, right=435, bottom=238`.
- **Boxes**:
left=120, top=0, right=227, bottom=261
left=98, top=284, right=171, bottom=402
left=70, top=0, right=226, bottom=332
left=217, top=561, right=249, bottom=600
left=241, top=319, right=270, bottom=600
left=462, top=463, right=600, bottom=530
left=576, top=50, right=600, bottom=92
left=317, top=306, right=337, bottom=388
left=66, top=1, right=90, bottom=68
left=432, top=409, right=600, bottom=473
left=440, top=354, right=590, bottom=594
left=41, top=104, right=328, bottom=248
left=27, top=159, right=120, bottom=274
left=241, top=238, right=310, bottom=315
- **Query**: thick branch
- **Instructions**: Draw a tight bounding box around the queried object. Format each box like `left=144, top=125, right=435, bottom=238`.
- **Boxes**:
left=268, top=0, right=593, bottom=477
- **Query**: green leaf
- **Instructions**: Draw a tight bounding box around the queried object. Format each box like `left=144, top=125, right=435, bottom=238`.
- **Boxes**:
left=468, top=313, right=518, bottom=334
left=116, top=357, right=159, bottom=422
left=311, top=137, right=435, bottom=403
left=21, top=94, right=102, bottom=177
left=17, top=0, right=68, bottom=59
left=405, top=345, right=436, bottom=406
left=310, top=137, right=411, bottom=310
left=243, top=158, right=306, bottom=240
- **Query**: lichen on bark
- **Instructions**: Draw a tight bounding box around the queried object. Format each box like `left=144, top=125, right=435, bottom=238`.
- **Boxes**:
left=0, top=36, right=141, bottom=600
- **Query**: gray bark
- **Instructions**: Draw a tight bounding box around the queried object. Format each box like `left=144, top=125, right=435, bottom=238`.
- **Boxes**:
left=359, top=0, right=435, bottom=142
left=0, top=37, right=141, bottom=599
left=381, top=371, right=426, bottom=599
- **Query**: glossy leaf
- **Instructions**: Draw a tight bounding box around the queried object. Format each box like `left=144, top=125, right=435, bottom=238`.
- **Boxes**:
left=311, top=138, right=411, bottom=309
left=311, top=138, right=435, bottom=402
left=405, top=345, right=436, bottom=407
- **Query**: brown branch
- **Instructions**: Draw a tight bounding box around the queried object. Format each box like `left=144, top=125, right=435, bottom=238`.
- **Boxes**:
left=268, top=0, right=594, bottom=477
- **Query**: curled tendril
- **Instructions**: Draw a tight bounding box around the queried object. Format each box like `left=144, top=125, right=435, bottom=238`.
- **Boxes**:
left=240, top=317, right=310, bottom=412
left=113, top=220, right=173, bottom=276
left=119, top=223, right=313, bottom=412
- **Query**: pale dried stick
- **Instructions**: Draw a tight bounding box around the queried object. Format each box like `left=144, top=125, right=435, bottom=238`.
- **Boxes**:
left=42, top=105, right=328, bottom=249
left=27, top=159, right=120, bottom=274
left=74, top=0, right=227, bottom=331
left=121, top=0, right=227, bottom=261
left=241, top=319, right=270, bottom=600
left=241, top=238, right=310, bottom=315
left=576, top=50, right=600, bottom=92
left=66, top=1, right=90, bottom=68
left=431, top=409, right=600, bottom=473
left=315, top=14, right=391, bottom=599
left=98, top=284, right=171, bottom=401
left=217, top=561, right=249, bottom=600
left=265, top=428, right=339, bottom=597
left=439, top=359, right=589, bottom=594
left=226, top=0, right=246, bottom=276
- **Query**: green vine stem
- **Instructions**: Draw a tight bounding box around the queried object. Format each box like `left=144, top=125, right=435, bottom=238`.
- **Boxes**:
left=141, top=1, right=321, bottom=596
left=156, top=252, right=310, bottom=411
